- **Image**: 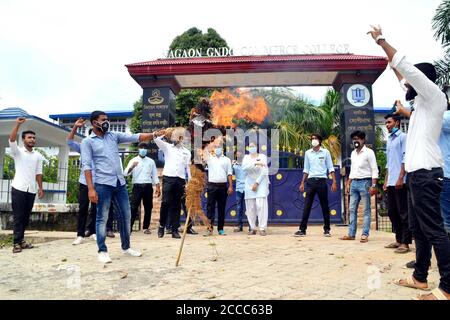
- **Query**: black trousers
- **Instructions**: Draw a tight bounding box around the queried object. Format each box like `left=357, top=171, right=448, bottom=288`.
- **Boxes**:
left=165, top=190, right=193, bottom=230
left=78, top=183, right=96, bottom=237
left=206, top=183, right=228, bottom=231
left=300, top=178, right=331, bottom=232
left=387, top=185, right=412, bottom=244
left=408, top=168, right=450, bottom=293
left=130, top=183, right=153, bottom=231
left=11, top=187, right=36, bottom=245
left=159, top=176, right=185, bottom=230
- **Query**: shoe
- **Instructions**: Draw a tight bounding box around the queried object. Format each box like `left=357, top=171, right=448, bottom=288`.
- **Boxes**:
left=324, top=231, right=331, bottom=237
left=143, top=229, right=151, bottom=234
left=293, top=230, right=306, bottom=237
left=158, top=226, right=164, bottom=238
left=90, top=234, right=97, bottom=241
left=247, top=229, right=257, bottom=235
left=84, top=231, right=92, bottom=237
left=172, top=231, right=181, bottom=239
left=340, top=235, right=355, bottom=240
left=203, top=230, right=213, bottom=237
left=72, top=236, right=84, bottom=245
left=123, top=248, right=142, bottom=257
left=166, top=228, right=172, bottom=234
left=186, top=228, right=198, bottom=235
left=259, top=230, right=267, bottom=236
left=20, top=241, right=34, bottom=249
left=218, top=230, right=227, bottom=236
left=405, top=260, right=431, bottom=269
left=12, top=244, right=22, bottom=253
left=106, top=231, right=115, bottom=238
left=234, top=226, right=243, bottom=232
left=360, top=235, right=369, bottom=243
left=98, top=252, right=112, bottom=264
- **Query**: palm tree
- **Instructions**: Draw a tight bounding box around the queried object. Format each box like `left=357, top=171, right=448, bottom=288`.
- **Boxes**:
left=432, top=0, right=450, bottom=87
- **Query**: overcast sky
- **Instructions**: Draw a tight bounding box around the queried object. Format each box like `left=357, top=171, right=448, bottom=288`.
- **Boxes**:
left=0, top=0, right=445, bottom=120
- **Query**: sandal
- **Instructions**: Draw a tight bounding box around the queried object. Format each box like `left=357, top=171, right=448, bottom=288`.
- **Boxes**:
left=385, top=242, right=400, bottom=249
left=360, top=235, right=369, bottom=243
left=20, top=241, right=34, bottom=249
left=393, top=275, right=430, bottom=291
left=12, top=244, right=22, bottom=253
left=340, top=235, right=355, bottom=240
left=414, top=288, right=450, bottom=300
left=394, top=247, right=411, bottom=254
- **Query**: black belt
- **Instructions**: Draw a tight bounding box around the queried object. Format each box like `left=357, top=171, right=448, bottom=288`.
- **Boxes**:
left=353, top=178, right=371, bottom=181
left=308, top=177, right=327, bottom=181
left=208, top=182, right=227, bottom=186
left=133, top=183, right=152, bottom=186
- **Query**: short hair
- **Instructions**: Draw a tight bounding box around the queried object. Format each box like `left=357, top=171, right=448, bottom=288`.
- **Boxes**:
left=21, top=130, right=36, bottom=139
left=384, top=114, right=401, bottom=122
left=138, top=142, right=148, bottom=149
left=90, top=111, right=106, bottom=124
left=350, top=130, right=366, bottom=140
left=311, top=133, right=323, bottom=144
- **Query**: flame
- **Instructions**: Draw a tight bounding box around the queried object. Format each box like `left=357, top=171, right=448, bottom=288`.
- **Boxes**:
left=210, top=89, right=269, bottom=128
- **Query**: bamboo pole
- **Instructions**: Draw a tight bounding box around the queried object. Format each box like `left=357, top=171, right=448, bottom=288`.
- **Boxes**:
left=175, top=210, right=192, bottom=267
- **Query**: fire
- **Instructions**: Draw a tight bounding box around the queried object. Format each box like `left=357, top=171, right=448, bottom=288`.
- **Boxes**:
left=210, top=89, right=269, bottom=128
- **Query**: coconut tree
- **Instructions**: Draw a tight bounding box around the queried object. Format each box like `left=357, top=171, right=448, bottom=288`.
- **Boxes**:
left=432, top=0, right=450, bottom=87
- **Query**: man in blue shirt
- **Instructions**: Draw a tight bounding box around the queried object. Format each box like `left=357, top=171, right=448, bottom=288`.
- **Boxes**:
left=233, top=149, right=246, bottom=232
left=294, top=134, right=337, bottom=237
left=383, top=114, right=411, bottom=253
left=440, top=107, right=450, bottom=236
left=81, top=111, right=156, bottom=264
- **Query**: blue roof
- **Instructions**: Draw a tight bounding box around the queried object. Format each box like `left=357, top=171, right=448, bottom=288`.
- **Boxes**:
left=373, top=106, right=391, bottom=114
left=49, top=110, right=134, bottom=120
left=0, top=107, right=84, bottom=138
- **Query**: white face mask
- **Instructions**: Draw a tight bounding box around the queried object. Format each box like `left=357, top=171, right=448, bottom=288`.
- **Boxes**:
left=311, top=139, right=320, bottom=147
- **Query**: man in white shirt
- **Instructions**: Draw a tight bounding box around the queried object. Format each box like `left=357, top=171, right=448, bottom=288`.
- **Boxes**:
left=124, top=142, right=161, bottom=234
left=203, top=142, right=233, bottom=236
left=9, top=117, right=44, bottom=253
left=340, top=130, right=378, bottom=243
left=368, top=25, right=450, bottom=300
left=153, top=128, right=191, bottom=239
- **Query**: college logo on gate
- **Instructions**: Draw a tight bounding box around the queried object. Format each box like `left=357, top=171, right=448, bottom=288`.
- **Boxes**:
left=346, top=84, right=370, bottom=107
left=148, top=89, right=164, bottom=105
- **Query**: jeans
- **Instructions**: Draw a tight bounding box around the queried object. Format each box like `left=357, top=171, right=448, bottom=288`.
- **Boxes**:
left=348, top=179, right=371, bottom=237
left=300, top=178, right=331, bottom=232
left=236, top=191, right=245, bottom=228
left=95, top=181, right=131, bottom=253
left=130, top=184, right=153, bottom=231
left=387, top=185, right=412, bottom=244
left=408, top=168, right=450, bottom=293
left=441, top=178, right=450, bottom=234
left=11, top=187, right=36, bottom=245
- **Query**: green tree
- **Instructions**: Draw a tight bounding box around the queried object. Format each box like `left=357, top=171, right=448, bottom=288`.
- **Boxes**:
left=432, top=0, right=450, bottom=87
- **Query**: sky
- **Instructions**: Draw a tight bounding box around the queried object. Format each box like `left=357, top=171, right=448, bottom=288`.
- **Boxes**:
left=0, top=0, right=446, bottom=121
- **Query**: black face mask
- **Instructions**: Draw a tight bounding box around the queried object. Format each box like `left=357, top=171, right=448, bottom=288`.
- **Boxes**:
left=353, top=141, right=361, bottom=149
left=96, top=120, right=110, bottom=133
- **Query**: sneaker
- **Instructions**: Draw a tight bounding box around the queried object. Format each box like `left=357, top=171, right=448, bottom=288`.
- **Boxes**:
left=166, top=228, right=172, bottom=234
left=172, top=231, right=181, bottom=239
left=324, top=231, right=331, bottom=237
left=218, top=230, right=227, bottom=236
left=143, top=229, right=151, bottom=234
left=72, top=236, right=84, bottom=245
left=123, top=248, right=142, bottom=257
left=234, top=226, right=243, bottom=232
left=187, top=228, right=198, bottom=235
left=106, top=231, right=115, bottom=238
left=98, top=252, right=112, bottom=264
left=90, top=234, right=97, bottom=241
left=259, top=230, right=267, bottom=236
left=12, top=244, right=22, bottom=253
left=203, top=229, right=213, bottom=237
left=247, top=229, right=257, bottom=235
left=294, top=230, right=306, bottom=237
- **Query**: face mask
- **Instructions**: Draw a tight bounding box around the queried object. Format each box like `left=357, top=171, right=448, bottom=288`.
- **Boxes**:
left=311, top=139, right=320, bottom=147
left=138, top=149, right=147, bottom=157
left=96, top=120, right=110, bottom=133
left=215, top=148, right=223, bottom=156
left=353, top=141, right=361, bottom=149
left=391, top=127, right=399, bottom=134
left=249, top=146, right=257, bottom=154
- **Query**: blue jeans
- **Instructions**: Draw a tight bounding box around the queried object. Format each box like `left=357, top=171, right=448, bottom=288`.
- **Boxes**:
left=348, top=179, right=372, bottom=237
left=236, top=191, right=246, bottom=227
left=95, top=181, right=131, bottom=253
left=441, top=178, right=450, bottom=234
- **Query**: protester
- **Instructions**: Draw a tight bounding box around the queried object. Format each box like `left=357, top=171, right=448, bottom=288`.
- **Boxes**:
left=9, top=117, right=44, bottom=253
left=294, top=134, right=337, bottom=237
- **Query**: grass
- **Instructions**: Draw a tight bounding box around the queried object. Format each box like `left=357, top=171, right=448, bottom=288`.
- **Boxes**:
left=0, top=234, right=14, bottom=248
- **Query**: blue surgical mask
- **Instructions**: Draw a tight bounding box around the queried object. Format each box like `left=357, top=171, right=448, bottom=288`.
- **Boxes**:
left=391, top=127, right=399, bottom=135
left=138, top=149, right=147, bottom=157
left=249, top=146, right=257, bottom=154
left=215, top=148, right=223, bottom=156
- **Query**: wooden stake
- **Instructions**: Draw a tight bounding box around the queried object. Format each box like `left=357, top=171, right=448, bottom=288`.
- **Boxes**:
left=175, top=210, right=191, bottom=267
